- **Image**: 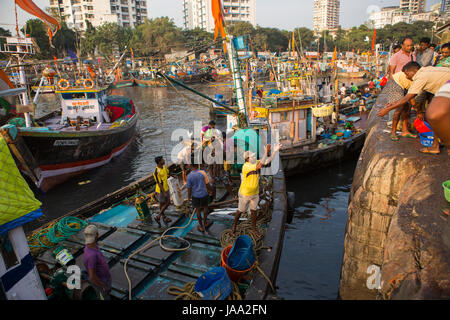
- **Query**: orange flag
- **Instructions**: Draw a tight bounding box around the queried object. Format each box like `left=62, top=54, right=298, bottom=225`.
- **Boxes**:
left=15, top=0, right=60, bottom=44
left=331, top=46, right=337, bottom=66
left=292, top=31, right=295, bottom=57
left=0, top=70, right=15, bottom=88
left=87, top=65, right=96, bottom=79
left=211, top=0, right=226, bottom=41
left=372, top=29, right=376, bottom=52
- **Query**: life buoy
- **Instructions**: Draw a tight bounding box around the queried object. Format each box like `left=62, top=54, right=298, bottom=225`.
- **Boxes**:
left=58, top=79, right=70, bottom=90
left=84, top=78, right=94, bottom=89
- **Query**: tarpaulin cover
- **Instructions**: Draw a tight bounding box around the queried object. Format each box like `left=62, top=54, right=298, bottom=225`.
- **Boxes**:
left=0, top=135, right=42, bottom=230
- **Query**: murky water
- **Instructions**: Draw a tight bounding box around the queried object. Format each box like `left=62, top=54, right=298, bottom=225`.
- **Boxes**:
left=276, top=158, right=358, bottom=300
left=30, top=84, right=231, bottom=230
left=30, top=84, right=357, bottom=300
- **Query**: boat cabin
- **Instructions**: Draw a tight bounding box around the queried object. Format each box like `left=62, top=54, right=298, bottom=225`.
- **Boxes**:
left=253, top=102, right=317, bottom=147
left=57, top=89, right=107, bottom=126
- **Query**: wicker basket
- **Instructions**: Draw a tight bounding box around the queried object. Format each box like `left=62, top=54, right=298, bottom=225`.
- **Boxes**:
left=311, top=105, right=334, bottom=117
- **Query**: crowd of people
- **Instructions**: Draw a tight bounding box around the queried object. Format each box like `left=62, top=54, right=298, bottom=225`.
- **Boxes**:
left=376, top=37, right=450, bottom=155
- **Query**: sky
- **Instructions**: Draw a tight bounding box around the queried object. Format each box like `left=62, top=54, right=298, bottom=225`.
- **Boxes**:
left=0, top=0, right=442, bottom=33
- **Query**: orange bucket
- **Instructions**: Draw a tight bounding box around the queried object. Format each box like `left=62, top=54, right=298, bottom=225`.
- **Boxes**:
left=221, top=245, right=256, bottom=282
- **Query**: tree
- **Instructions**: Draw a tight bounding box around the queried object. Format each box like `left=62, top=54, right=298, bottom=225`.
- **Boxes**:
left=132, top=17, right=184, bottom=56
left=22, top=19, right=50, bottom=59
left=52, top=22, right=76, bottom=57
left=227, top=22, right=255, bottom=37
left=293, top=27, right=316, bottom=52
left=94, top=22, right=132, bottom=57
left=81, top=20, right=97, bottom=58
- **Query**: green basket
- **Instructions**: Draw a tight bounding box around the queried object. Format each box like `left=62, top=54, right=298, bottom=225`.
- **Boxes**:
left=443, top=181, right=450, bottom=203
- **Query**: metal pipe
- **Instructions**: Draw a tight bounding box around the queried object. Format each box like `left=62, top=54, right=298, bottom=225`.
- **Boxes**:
left=155, top=72, right=238, bottom=115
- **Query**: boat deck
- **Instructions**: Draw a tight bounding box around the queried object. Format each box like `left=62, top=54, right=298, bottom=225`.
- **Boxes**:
left=32, top=168, right=284, bottom=300
left=35, top=204, right=237, bottom=299
left=38, top=116, right=114, bottom=132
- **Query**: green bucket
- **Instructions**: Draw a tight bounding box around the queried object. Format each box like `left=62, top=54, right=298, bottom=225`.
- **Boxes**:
left=443, top=181, right=450, bottom=203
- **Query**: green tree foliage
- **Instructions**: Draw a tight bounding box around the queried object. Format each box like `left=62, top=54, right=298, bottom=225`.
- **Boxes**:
left=132, top=17, right=184, bottom=56
left=22, top=19, right=50, bottom=59
left=17, top=17, right=436, bottom=60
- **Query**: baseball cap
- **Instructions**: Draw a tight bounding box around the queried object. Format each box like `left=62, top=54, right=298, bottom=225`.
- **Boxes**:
left=84, top=224, right=98, bottom=244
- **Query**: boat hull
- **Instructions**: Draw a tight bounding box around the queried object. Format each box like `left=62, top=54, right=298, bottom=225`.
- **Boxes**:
left=135, top=79, right=165, bottom=87
left=20, top=114, right=138, bottom=192
left=280, top=131, right=366, bottom=177
left=113, top=80, right=135, bottom=88
left=338, top=71, right=366, bottom=78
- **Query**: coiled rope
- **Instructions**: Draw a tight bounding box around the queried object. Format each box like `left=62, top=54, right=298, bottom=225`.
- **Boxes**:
left=123, top=208, right=196, bottom=300
left=167, top=281, right=242, bottom=300
left=28, top=217, right=87, bottom=253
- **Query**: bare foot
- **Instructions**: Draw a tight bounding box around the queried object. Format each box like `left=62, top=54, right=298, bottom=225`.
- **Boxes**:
left=205, top=220, right=214, bottom=230
left=197, top=225, right=205, bottom=232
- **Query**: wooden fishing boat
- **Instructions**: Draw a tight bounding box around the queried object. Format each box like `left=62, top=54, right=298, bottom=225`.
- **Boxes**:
left=280, top=129, right=366, bottom=177
left=1, top=81, right=138, bottom=192
left=112, top=78, right=135, bottom=88
left=28, top=158, right=288, bottom=300
left=252, top=97, right=369, bottom=176
left=338, top=71, right=366, bottom=78
left=135, top=78, right=166, bottom=88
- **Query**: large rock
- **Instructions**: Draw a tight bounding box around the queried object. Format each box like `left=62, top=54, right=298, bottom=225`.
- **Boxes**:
left=338, top=92, right=450, bottom=300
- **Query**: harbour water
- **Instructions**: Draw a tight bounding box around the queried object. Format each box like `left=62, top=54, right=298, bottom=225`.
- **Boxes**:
left=31, top=84, right=358, bottom=300
left=276, top=158, right=358, bottom=299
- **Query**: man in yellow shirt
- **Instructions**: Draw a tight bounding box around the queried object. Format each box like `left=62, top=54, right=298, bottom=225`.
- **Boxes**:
left=231, top=143, right=282, bottom=238
left=153, top=156, right=171, bottom=226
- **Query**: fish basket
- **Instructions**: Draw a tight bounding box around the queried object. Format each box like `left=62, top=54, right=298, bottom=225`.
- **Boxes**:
left=419, top=132, right=434, bottom=147
left=312, top=105, right=334, bottom=118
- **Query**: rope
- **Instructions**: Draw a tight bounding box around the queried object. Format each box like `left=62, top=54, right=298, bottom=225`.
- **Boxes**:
left=123, top=208, right=197, bottom=300
left=159, top=72, right=212, bottom=118
left=167, top=281, right=242, bottom=300
left=28, top=217, right=87, bottom=253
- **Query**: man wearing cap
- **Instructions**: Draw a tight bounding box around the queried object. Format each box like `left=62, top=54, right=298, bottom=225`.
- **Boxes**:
left=231, top=143, right=282, bottom=238
left=83, top=225, right=112, bottom=300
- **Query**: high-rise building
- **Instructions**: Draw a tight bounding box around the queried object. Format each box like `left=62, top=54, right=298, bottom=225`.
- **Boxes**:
left=400, top=0, right=426, bottom=14
left=182, top=0, right=256, bottom=33
left=313, top=0, right=340, bottom=34
left=441, top=0, right=450, bottom=13
left=49, top=0, right=148, bottom=31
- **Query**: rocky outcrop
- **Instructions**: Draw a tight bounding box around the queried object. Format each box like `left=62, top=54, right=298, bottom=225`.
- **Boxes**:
left=339, top=92, right=450, bottom=300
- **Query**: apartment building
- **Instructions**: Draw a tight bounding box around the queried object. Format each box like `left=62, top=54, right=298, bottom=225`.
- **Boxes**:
left=313, top=0, right=340, bottom=34
left=182, top=0, right=256, bottom=33
left=400, top=0, right=426, bottom=14
left=49, top=0, right=148, bottom=31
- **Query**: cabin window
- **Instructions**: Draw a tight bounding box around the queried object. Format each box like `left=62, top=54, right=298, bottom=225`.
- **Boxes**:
left=0, top=234, right=19, bottom=270
left=62, top=93, right=86, bottom=100
left=86, top=92, right=96, bottom=99
left=298, top=110, right=305, bottom=120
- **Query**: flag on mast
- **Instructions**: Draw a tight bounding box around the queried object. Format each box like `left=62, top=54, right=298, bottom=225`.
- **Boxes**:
left=372, top=29, right=377, bottom=52
left=15, top=0, right=61, bottom=45
left=211, top=0, right=226, bottom=41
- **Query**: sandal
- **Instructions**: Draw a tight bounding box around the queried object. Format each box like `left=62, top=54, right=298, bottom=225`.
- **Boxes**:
left=419, top=148, right=440, bottom=155
left=391, top=135, right=399, bottom=141
left=162, top=216, right=172, bottom=224
left=401, top=133, right=417, bottom=139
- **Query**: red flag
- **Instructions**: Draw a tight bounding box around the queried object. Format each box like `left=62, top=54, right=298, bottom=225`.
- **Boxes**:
left=211, top=0, right=226, bottom=41
left=15, top=0, right=61, bottom=45
left=372, top=29, right=376, bottom=52
left=87, top=65, right=95, bottom=79
left=0, top=69, right=15, bottom=88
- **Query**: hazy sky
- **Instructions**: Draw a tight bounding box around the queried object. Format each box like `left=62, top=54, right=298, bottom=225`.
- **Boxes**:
left=0, top=0, right=441, bottom=32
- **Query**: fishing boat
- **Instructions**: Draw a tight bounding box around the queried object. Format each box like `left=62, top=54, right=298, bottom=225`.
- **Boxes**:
left=112, top=78, right=135, bottom=88
left=135, top=78, right=166, bottom=88
left=26, top=157, right=287, bottom=300
left=338, top=71, right=366, bottom=78
left=1, top=76, right=138, bottom=192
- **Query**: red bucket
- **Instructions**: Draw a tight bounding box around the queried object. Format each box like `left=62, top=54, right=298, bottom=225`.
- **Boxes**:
left=221, top=245, right=256, bottom=282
